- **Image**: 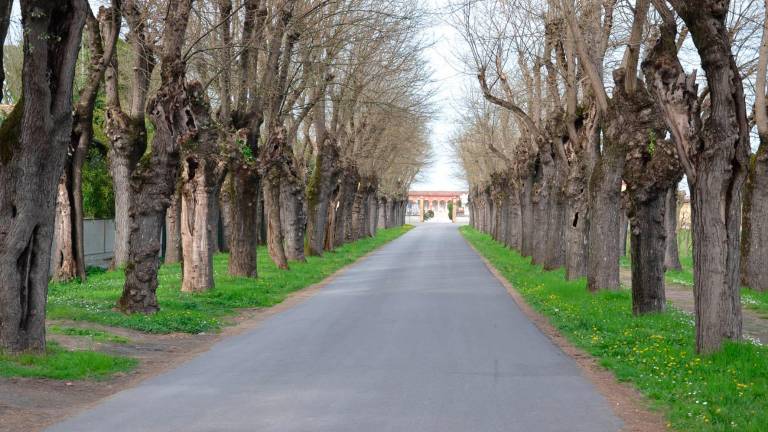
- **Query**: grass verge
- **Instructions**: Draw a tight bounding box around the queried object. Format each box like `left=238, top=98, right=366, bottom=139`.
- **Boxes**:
left=48, top=226, right=412, bottom=334
left=461, top=226, right=768, bottom=432
left=621, top=249, right=768, bottom=316
left=0, top=342, right=137, bottom=380
left=49, top=325, right=130, bottom=344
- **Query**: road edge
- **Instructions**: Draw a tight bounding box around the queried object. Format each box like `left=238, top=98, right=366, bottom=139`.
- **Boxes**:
left=24, top=226, right=416, bottom=432
left=461, top=236, right=669, bottom=432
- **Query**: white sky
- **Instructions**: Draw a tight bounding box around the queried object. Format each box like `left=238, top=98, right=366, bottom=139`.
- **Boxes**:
left=410, top=0, right=469, bottom=192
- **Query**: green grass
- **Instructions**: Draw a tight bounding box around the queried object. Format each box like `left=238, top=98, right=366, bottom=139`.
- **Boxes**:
left=621, top=229, right=768, bottom=315
left=48, top=226, right=412, bottom=334
left=0, top=342, right=137, bottom=380
left=461, top=226, right=768, bottom=432
left=49, top=325, right=130, bottom=344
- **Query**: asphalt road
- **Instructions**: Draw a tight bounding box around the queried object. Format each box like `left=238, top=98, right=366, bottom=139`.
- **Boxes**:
left=48, top=224, right=622, bottom=432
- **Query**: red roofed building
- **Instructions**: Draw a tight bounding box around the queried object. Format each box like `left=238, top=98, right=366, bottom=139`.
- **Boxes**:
left=407, top=191, right=468, bottom=222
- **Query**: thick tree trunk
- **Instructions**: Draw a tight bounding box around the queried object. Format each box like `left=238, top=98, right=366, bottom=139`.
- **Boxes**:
left=648, top=2, right=748, bottom=352
left=586, top=135, right=624, bottom=291
left=108, top=141, right=137, bottom=269
left=224, top=168, right=259, bottom=276
left=180, top=158, right=220, bottom=292
left=377, top=197, right=387, bottom=229
left=118, top=2, right=195, bottom=313
left=306, top=139, right=340, bottom=256
left=565, top=177, right=588, bottom=279
left=0, top=0, right=86, bottom=352
left=531, top=159, right=550, bottom=266
left=263, top=173, right=288, bottom=269
left=519, top=177, right=534, bottom=257
left=260, top=125, right=290, bottom=270
left=165, top=187, right=182, bottom=264
left=664, top=187, right=682, bottom=272
left=368, top=191, right=379, bottom=236
left=545, top=168, right=567, bottom=271
left=740, top=138, right=768, bottom=291
left=629, top=192, right=667, bottom=314
left=280, top=170, right=307, bottom=262
left=506, top=188, right=522, bottom=250
left=178, top=98, right=228, bottom=292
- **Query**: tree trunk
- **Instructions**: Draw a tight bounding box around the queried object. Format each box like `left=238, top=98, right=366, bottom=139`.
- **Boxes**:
left=586, top=133, right=624, bottom=291
left=619, top=204, right=628, bottom=257
left=565, top=174, right=588, bottom=279
left=648, top=1, right=749, bottom=352
left=740, top=137, right=768, bottom=291
left=664, top=186, right=682, bottom=272
left=165, top=187, right=182, bottom=264
left=180, top=158, right=219, bottom=292
left=280, top=169, right=307, bottom=262
left=368, top=190, right=379, bottom=236
left=506, top=187, right=522, bottom=250
left=531, top=159, right=550, bottom=266
left=377, top=197, right=387, bottom=229
left=224, top=168, right=260, bottom=276
left=306, top=138, right=340, bottom=256
left=52, top=174, right=79, bottom=282
left=260, top=125, right=290, bottom=270
left=520, top=176, right=534, bottom=257
left=545, top=167, right=567, bottom=270
left=118, top=2, right=195, bottom=313
left=0, top=0, right=87, bottom=352
left=179, top=96, right=228, bottom=292
left=629, top=192, right=667, bottom=314
left=108, top=136, right=138, bottom=269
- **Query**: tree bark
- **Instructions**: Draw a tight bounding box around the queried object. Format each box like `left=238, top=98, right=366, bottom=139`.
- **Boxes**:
left=165, top=187, right=182, bottom=264
left=280, top=161, right=307, bottom=262
left=118, top=0, right=194, bottom=313
left=0, top=0, right=87, bottom=352
left=52, top=5, right=119, bottom=281
left=629, top=190, right=667, bottom=314
left=741, top=138, right=768, bottom=291
left=648, top=0, right=749, bottom=352
left=179, top=94, right=228, bottom=292
left=223, top=167, right=260, bottom=276
left=520, top=176, right=534, bottom=257
left=664, top=186, right=682, bottom=271
left=52, top=175, right=79, bottom=282
left=305, top=137, right=340, bottom=255
left=260, top=126, right=289, bottom=270
left=105, top=0, right=155, bottom=269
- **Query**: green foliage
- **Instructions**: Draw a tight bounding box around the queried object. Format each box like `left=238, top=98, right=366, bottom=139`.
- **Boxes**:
left=461, top=226, right=768, bottom=432
left=448, top=201, right=454, bottom=220
left=48, top=226, right=412, bottom=334
left=238, top=137, right=255, bottom=163
left=82, top=147, right=116, bottom=219
left=49, top=325, right=130, bottom=344
left=0, top=342, right=136, bottom=380
left=647, top=129, right=657, bottom=156
left=423, top=209, right=434, bottom=221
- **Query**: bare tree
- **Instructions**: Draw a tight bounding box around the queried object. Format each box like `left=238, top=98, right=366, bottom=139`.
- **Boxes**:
left=0, top=0, right=87, bottom=352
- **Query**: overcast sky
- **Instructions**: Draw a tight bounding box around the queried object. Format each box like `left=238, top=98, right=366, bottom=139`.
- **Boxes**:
left=410, top=0, right=469, bottom=192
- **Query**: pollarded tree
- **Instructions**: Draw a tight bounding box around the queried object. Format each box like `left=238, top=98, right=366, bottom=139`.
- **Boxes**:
left=104, top=0, right=159, bottom=270
left=117, top=0, right=197, bottom=313
left=643, top=0, right=750, bottom=353
left=0, top=0, right=88, bottom=352
left=741, top=1, right=768, bottom=292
